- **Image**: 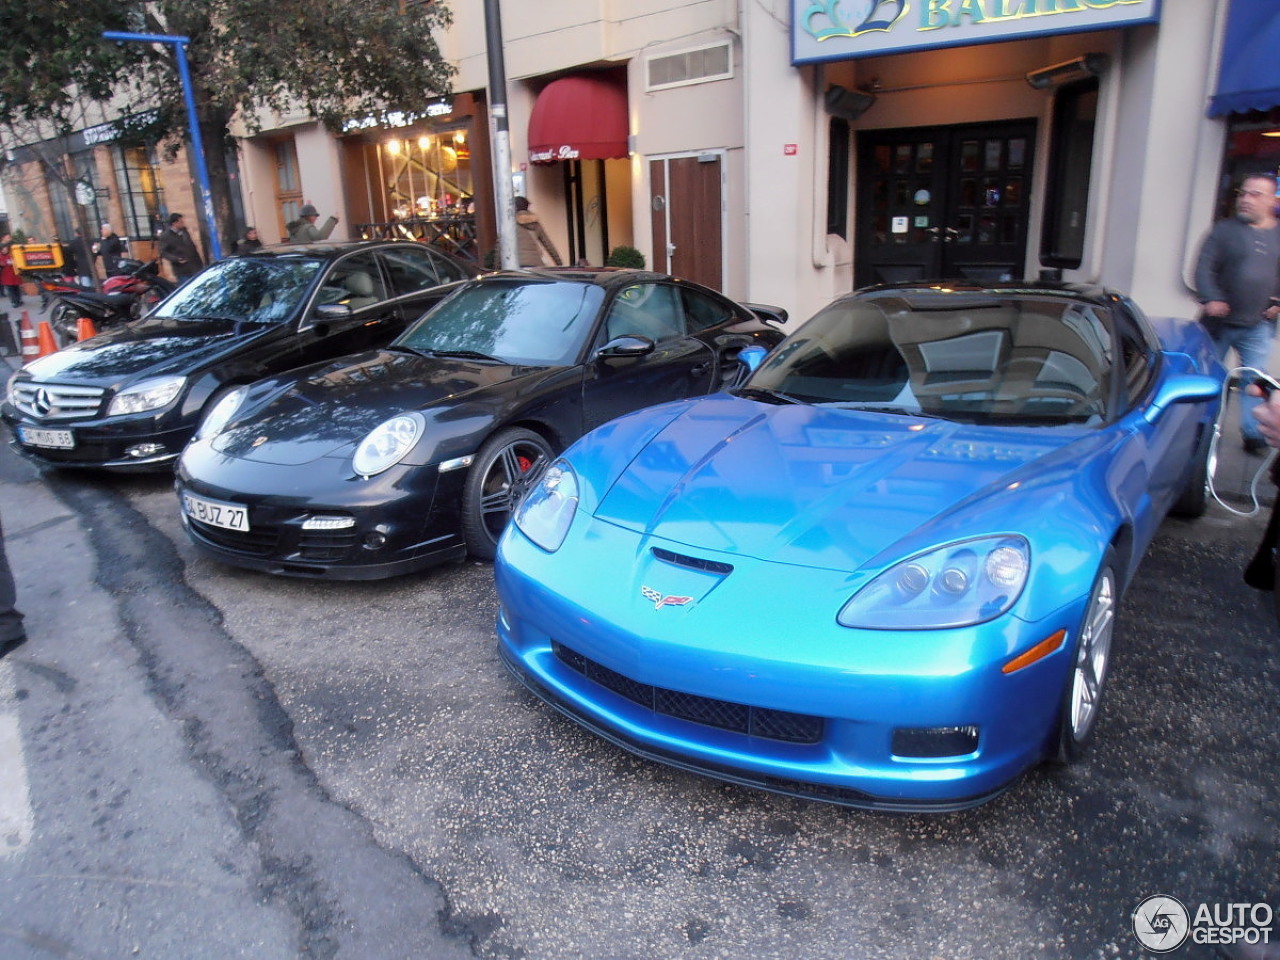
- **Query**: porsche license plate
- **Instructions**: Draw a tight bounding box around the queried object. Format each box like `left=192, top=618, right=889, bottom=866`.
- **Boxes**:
left=182, top=492, right=250, bottom=532
left=18, top=426, right=74, bottom=449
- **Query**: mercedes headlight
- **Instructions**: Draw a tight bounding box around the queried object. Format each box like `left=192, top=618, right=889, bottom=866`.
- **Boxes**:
left=194, top=386, right=249, bottom=441
left=838, top=536, right=1030, bottom=630
left=513, top=460, right=579, bottom=552
left=107, top=376, right=186, bottom=416
left=353, top=413, right=425, bottom=477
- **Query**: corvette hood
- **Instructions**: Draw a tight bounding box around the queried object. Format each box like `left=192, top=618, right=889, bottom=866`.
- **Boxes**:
left=212, top=349, right=544, bottom=465
left=20, top=318, right=277, bottom=386
left=592, top=394, right=1090, bottom=572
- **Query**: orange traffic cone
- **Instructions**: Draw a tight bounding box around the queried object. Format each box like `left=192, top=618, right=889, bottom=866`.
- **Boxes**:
left=76, top=316, right=97, bottom=341
left=36, top=320, right=58, bottom=359
left=18, top=311, right=40, bottom=365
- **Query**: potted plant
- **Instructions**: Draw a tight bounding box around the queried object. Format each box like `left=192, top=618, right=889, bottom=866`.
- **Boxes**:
left=605, top=245, right=645, bottom=269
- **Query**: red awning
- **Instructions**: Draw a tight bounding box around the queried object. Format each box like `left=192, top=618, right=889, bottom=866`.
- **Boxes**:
left=527, top=75, right=629, bottom=164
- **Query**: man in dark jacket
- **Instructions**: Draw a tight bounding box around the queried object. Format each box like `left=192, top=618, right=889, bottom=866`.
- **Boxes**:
left=94, top=223, right=127, bottom=277
left=1194, top=173, right=1280, bottom=452
left=158, top=213, right=205, bottom=280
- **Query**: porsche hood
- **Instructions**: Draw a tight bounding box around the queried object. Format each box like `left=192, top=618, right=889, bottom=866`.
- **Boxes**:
left=590, top=394, right=1086, bottom=572
left=211, top=349, right=542, bottom=465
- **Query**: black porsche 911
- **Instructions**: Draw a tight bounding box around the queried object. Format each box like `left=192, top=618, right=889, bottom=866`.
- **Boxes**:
left=3, top=240, right=478, bottom=471
left=175, top=269, right=786, bottom=579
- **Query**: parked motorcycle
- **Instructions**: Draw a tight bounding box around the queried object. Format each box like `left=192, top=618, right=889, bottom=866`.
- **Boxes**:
left=49, top=259, right=176, bottom=343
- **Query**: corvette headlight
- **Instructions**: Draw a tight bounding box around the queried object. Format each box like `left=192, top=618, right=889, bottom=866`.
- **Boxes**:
left=107, top=376, right=186, bottom=416
left=513, top=460, right=578, bottom=552
left=353, top=413, right=424, bottom=477
left=194, top=386, right=248, bottom=441
left=839, top=536, right=1030, bottom=630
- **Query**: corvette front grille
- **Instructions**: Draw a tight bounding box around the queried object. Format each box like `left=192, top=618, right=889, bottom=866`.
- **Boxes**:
left=10, top=381, right=105, bottom=420
left=552, top=640, right=824, bottom=744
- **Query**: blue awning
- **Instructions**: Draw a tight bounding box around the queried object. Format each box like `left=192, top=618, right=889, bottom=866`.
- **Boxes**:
left=1208, top=0, right=1280, bottom=116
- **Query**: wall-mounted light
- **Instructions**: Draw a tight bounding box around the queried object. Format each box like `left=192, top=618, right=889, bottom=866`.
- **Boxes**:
left=418, top=136, right=431, bottom=152
left=1026, top=53, right=1110, bottom=90
left=824, top=84, right=876, bottom=121
left=386, top=139, right=402, bottom=155
left=1262, top=130, right=1280, bottom=138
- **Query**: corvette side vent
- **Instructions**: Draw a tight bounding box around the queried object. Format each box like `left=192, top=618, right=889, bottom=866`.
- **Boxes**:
left=651, top=547, right=733, bottom=576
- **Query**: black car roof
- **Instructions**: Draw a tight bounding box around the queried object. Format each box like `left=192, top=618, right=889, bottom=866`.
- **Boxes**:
left=477, top=267, right=711, bottom=295
left=853, top=278, right=1117, bottom=308
left=238, top=239, right=472, bottom=264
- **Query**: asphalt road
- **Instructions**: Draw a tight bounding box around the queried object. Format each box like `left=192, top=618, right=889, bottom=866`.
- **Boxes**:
left=0, top=366, right=1276, bottom=959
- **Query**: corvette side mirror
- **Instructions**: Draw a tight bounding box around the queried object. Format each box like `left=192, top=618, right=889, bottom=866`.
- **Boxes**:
left=737, top=345, right=768, bottom=373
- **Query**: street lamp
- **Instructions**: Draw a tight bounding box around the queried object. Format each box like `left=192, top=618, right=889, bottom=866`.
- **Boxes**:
left=102, top=31, right=223, bottom=260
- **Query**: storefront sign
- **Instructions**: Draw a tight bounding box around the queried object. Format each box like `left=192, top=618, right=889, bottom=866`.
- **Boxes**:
left=792, top=0, right=1160, bottom=64
left=529, top=145, right=582, bottom=163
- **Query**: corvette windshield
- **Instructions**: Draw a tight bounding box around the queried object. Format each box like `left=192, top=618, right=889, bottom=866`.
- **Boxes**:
left=746, top=294, right=1114, bottom=425
left=397, top=280, right=605, bottom=366
left=151, top=258, right=324, bottom=324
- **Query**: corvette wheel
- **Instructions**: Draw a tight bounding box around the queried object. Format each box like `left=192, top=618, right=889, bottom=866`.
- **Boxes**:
left=462, top=428, right=554, bottom=561
left=1055, top=550, right=1117, bottom=763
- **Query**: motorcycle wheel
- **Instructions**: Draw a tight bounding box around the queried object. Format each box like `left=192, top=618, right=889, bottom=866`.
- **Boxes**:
left=50, top=303, right=83, bottom=344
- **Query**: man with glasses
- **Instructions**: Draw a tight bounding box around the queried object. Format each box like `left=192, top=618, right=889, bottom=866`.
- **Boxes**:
left=1195, top=173, right=1280, bottom=453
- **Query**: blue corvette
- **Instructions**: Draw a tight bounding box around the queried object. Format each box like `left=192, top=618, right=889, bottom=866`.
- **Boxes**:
left=495, top=282, right=1224, bottom=811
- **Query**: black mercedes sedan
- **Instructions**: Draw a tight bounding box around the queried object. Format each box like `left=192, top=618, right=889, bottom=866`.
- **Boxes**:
left=3, top=241, right=478, bottom=471
left=175, top=269, right=786, bottom=579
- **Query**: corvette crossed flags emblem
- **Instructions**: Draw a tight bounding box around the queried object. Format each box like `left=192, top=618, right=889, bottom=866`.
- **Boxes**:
left=641, top=586, right=693, bottom=610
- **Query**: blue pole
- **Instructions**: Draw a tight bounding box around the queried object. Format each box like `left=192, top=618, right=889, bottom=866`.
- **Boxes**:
left=102, top=31, right=223, bottom=260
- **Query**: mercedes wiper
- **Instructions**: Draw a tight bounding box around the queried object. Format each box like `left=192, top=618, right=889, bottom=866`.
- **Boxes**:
left=424, top=348, right=505, bottom=363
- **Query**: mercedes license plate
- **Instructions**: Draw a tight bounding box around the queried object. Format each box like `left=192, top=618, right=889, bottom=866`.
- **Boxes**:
left=19, top=426, right=74, bottom=449
left=182, top=492, right=250, bottom=532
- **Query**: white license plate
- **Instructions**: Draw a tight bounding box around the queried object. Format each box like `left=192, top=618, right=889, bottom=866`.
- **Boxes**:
left=182, top=492, right=250, bottom=532
left=19, top=426, right=74, bottom=449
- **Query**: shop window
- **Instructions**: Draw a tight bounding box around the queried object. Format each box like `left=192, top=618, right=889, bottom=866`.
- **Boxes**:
left=826, top=118, right=850, bottom=240
left=113, top=145, right=165, bottom=240
left=1217, top=110, right=1280, bottom=219
left=50, top=150, right=101, bottom=244
left=1040, top=79, right=1098, bottom=269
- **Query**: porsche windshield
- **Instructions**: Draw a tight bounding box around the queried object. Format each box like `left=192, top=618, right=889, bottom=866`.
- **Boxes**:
left=745, top=295, right=1114, bottom=425
left=151, top=257, right=324, bottom=324
left=397, top=280, right=606, bottom=366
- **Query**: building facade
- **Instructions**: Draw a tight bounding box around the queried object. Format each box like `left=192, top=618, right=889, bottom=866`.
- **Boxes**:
left=5, top=1, right=1278, bottom=327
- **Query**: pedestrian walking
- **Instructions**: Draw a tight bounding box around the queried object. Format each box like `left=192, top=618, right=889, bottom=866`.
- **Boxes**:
left=1194, top=173, right=1280, bottom=453
left=514, top=196, right=563, bottom=267
left=94, top=223, right=127, bottom=277
left=158, top=213, right=205, bottom=280
left=0, top=234, right=22, bottom=308
left=287, top=205, right=338, bottom=243
left=69, top=228, right=95, bottom=288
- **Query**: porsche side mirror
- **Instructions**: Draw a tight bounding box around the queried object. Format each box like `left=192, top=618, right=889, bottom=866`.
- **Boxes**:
left=597, top=335, right=655, bottom=359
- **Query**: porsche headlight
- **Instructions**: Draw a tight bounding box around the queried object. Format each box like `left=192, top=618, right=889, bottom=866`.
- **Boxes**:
left=353, top=413, right=425, bottom=477
left=194, top=386, right=248, bottom=441
left=513, top=460, right=578, bottom=552
left=107, top=376, right=186, bottom=416
left=839, top=536, right=1030, bottom=630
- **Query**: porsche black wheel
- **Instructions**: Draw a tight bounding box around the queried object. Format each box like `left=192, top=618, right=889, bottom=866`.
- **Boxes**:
left=461, top=428, right=554, bottom=561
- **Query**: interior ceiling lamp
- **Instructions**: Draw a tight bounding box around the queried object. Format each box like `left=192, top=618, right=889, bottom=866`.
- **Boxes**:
left=824, top=84, right=877, bottom=121
left=1026, top=53, right=1110, bottom=90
